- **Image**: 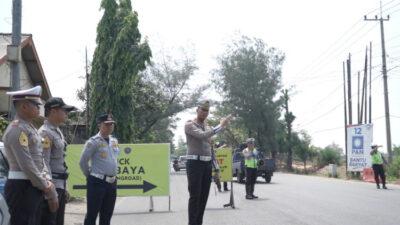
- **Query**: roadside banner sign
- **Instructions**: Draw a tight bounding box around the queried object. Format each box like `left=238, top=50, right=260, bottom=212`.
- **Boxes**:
left=213, top=148, right=232, bottom=182
left=66, top=143, right=170, bottom=196
left=347, top=124, right=373, bottom=172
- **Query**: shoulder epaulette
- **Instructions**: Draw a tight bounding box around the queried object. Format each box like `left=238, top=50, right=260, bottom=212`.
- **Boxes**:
left=12, top=120, right=20, bottom=126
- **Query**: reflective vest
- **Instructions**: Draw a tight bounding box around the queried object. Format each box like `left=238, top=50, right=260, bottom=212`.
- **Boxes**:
left=243, top=148, right=258, bottom=168
left=371, top=152, right=383, bottom=165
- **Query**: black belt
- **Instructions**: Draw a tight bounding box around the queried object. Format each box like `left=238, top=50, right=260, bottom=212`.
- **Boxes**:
left=52, top=172, right=69, bottom=180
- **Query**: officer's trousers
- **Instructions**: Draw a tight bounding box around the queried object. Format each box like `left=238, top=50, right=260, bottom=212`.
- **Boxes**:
left=5, top=179, right=43, bottom=225
left=245, top=167, right=257, bottom=196
left=84, top=175, right=117, bottom=225
left=37, top=188, right=66, bottom=225
left=372, top=164, right=386, bottom=187
left=186, top=159, right=212, bottom=225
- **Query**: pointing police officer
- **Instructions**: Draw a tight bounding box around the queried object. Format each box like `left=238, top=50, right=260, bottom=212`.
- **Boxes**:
left=2, top=86, right=59, bottom=225
left=79, top=114, right=120, bottom=225
left=37, top=97, right=76, bottom=225
left=185, top=100, right=232, bottom=225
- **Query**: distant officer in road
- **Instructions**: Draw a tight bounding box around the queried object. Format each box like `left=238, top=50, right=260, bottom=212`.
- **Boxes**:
left=185, top=100, right=232, bottom=225
left=243, top=138, right=259, bottom=200
left=79, top=114, right=120, bottom=225
left=370, top=144, right=388, bottom=189
left=2, top=86, right=59, bottom=225
left=37, top=97, right=76, bottom=225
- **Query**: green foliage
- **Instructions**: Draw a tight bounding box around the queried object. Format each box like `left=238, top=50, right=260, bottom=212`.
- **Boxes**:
left=173, top=137, right=187, bottom=156
left=212, top=34, right=285, bottom=157
left=132, top=48, right=205, bottom=142
left=386, top=146, right=400, bottom=179
left=0, top=115, right=9, bottom=139
left=320, top=147, right=341, bottom=166
left=89, top=0, right=151, bottom=142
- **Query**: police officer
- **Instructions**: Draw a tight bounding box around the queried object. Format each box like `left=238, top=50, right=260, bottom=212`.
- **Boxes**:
left=370, top=144, right=388, bottom=189
left=2, top=86, right=59, bottom=225
left=37, top=97, right=76, bottom=225
left=243, top=138, right=259, bottom=200
left=185, top=100, right=232, bottom=225
left=79, top=114, right=120, bottom=225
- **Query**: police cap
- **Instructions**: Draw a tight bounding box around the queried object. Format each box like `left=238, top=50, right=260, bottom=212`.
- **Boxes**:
left=197, top=100, right=210, bottom=111
left=45, top=97, right=77, bottom=111
left=6, top=85, right=42, bottom=104
left=246, top=138, right=255, bottom=144
left=98, top=114, right=115, bottom=123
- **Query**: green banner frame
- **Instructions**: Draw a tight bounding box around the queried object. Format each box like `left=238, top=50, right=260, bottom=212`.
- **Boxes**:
left=66, top=143, right=170, bottom=197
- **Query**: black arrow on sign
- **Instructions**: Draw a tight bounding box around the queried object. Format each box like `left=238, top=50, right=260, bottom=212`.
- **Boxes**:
left=73, top=180, right=157, bottom=193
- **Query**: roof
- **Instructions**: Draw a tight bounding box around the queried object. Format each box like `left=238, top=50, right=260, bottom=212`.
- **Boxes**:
left=0, top=33, right=51, bottom=99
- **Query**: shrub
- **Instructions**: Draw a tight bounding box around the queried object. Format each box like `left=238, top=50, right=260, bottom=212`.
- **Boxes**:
left=320, top=149, right=341, bottom=166
left=386, top=156, right=400, bottom=179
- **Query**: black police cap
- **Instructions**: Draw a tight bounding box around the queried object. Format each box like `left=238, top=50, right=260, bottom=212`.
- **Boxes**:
left=98, top=114, right=115, bottom=123
left=45, top=97, right=76, bottom=111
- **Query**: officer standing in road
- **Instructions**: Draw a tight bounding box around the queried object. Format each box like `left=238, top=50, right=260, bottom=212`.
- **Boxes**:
left=370, top=144, right=388, bottom=189
left=2, top=86, right=59, bottom=225
left=79, top=114, right=120, bottom=225
left=243, top=138, right=259, bottom=200
left=185, top=100, right=232, bottom=225
left=37, top=97, right=76, bottom=225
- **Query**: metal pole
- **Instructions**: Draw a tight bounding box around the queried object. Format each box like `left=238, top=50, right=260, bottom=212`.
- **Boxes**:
left=369, top=42, right=372, bottom=124
left=347, top=55, right=352, bottom=125
left=10, top=0, right=22, bottom=120
left=379, top=15, right=393, bottom=163
left=343, top=62, right=348, bottom=176
left=85, top=47, right=90, bottom=138
left=364, top=1, right=392, bottom=163
left=357, top=71, right=360, bottom=124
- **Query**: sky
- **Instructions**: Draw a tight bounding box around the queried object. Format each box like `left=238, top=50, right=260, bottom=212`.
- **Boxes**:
left=0, top=0, right=399, bottom=153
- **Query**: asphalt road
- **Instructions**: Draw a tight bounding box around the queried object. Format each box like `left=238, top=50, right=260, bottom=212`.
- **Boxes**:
left=106, top=169, right=400, bottom=225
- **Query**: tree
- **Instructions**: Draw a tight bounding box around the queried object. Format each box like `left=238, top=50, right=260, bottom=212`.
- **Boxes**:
left=174, top=136, right=187, bottom=156
left=212, top=34, right=285, bottom=157
left=89, top=0, right=151, bottom=142
left=0, top=115, right=9, bottom=140
left=281, top=89, right=295, bottom=170
left=325, top=142, right=343, bottom=156
left=293, top=130, right=312, bottom=173
left=132, top=48, right=205, bottom=142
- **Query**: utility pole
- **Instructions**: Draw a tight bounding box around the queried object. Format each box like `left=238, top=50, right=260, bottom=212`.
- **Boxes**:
left=369, top=42, right=372, bottom=124
left=347, top=54, right=352, bottom=125
left=365, top=2, right=392, bottom=163
left=343, top=62, right=348, bottom=176
left=10, top=0, right=22, bottom=120
left=85, top=47, right=90, bottom=138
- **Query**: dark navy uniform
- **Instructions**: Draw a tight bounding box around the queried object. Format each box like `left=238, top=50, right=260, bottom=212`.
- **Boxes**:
left=79, top=114, right=120, bottom=225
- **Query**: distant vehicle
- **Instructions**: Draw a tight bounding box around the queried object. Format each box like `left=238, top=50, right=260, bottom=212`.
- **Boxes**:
left=0, top=142, right=9, bottom=225
left=173, top=156, right=188, bottom=172
left=231, top=146, right=275, bottom=183
left=0, top=142, right=7, bottom=198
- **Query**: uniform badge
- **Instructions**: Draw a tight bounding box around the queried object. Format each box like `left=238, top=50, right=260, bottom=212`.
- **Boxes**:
left=12, top=120, right=20, bottom=126
left=101, top=152, right=107, bottom=158
left=19, top=131, right=28, bottom=147
left=43, top=136, right=51, bottom=149
left=99, top=139, right=105, bottom=148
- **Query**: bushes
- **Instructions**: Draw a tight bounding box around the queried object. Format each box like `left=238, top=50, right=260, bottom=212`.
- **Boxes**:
left=386, top=156, right=400, bottom=180
left=320, top=149, right=341, bottom=166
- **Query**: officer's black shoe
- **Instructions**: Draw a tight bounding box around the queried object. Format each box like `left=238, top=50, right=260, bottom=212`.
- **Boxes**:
left=224, top=188, right=229, bottom=191
left=218, top=189, right=222, bottom=192
left=377, top=184, right=380, bottom=189
left=246, top=195, right=253, bottom=200
left=383, top=185, right=387, bottom=189
left=252, top=194, right=258, bottom=199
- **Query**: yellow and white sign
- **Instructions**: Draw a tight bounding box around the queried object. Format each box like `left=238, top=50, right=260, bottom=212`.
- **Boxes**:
left=66, top=143, right=170, bottom=196
left=213, top=148, right=232, bottom=182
